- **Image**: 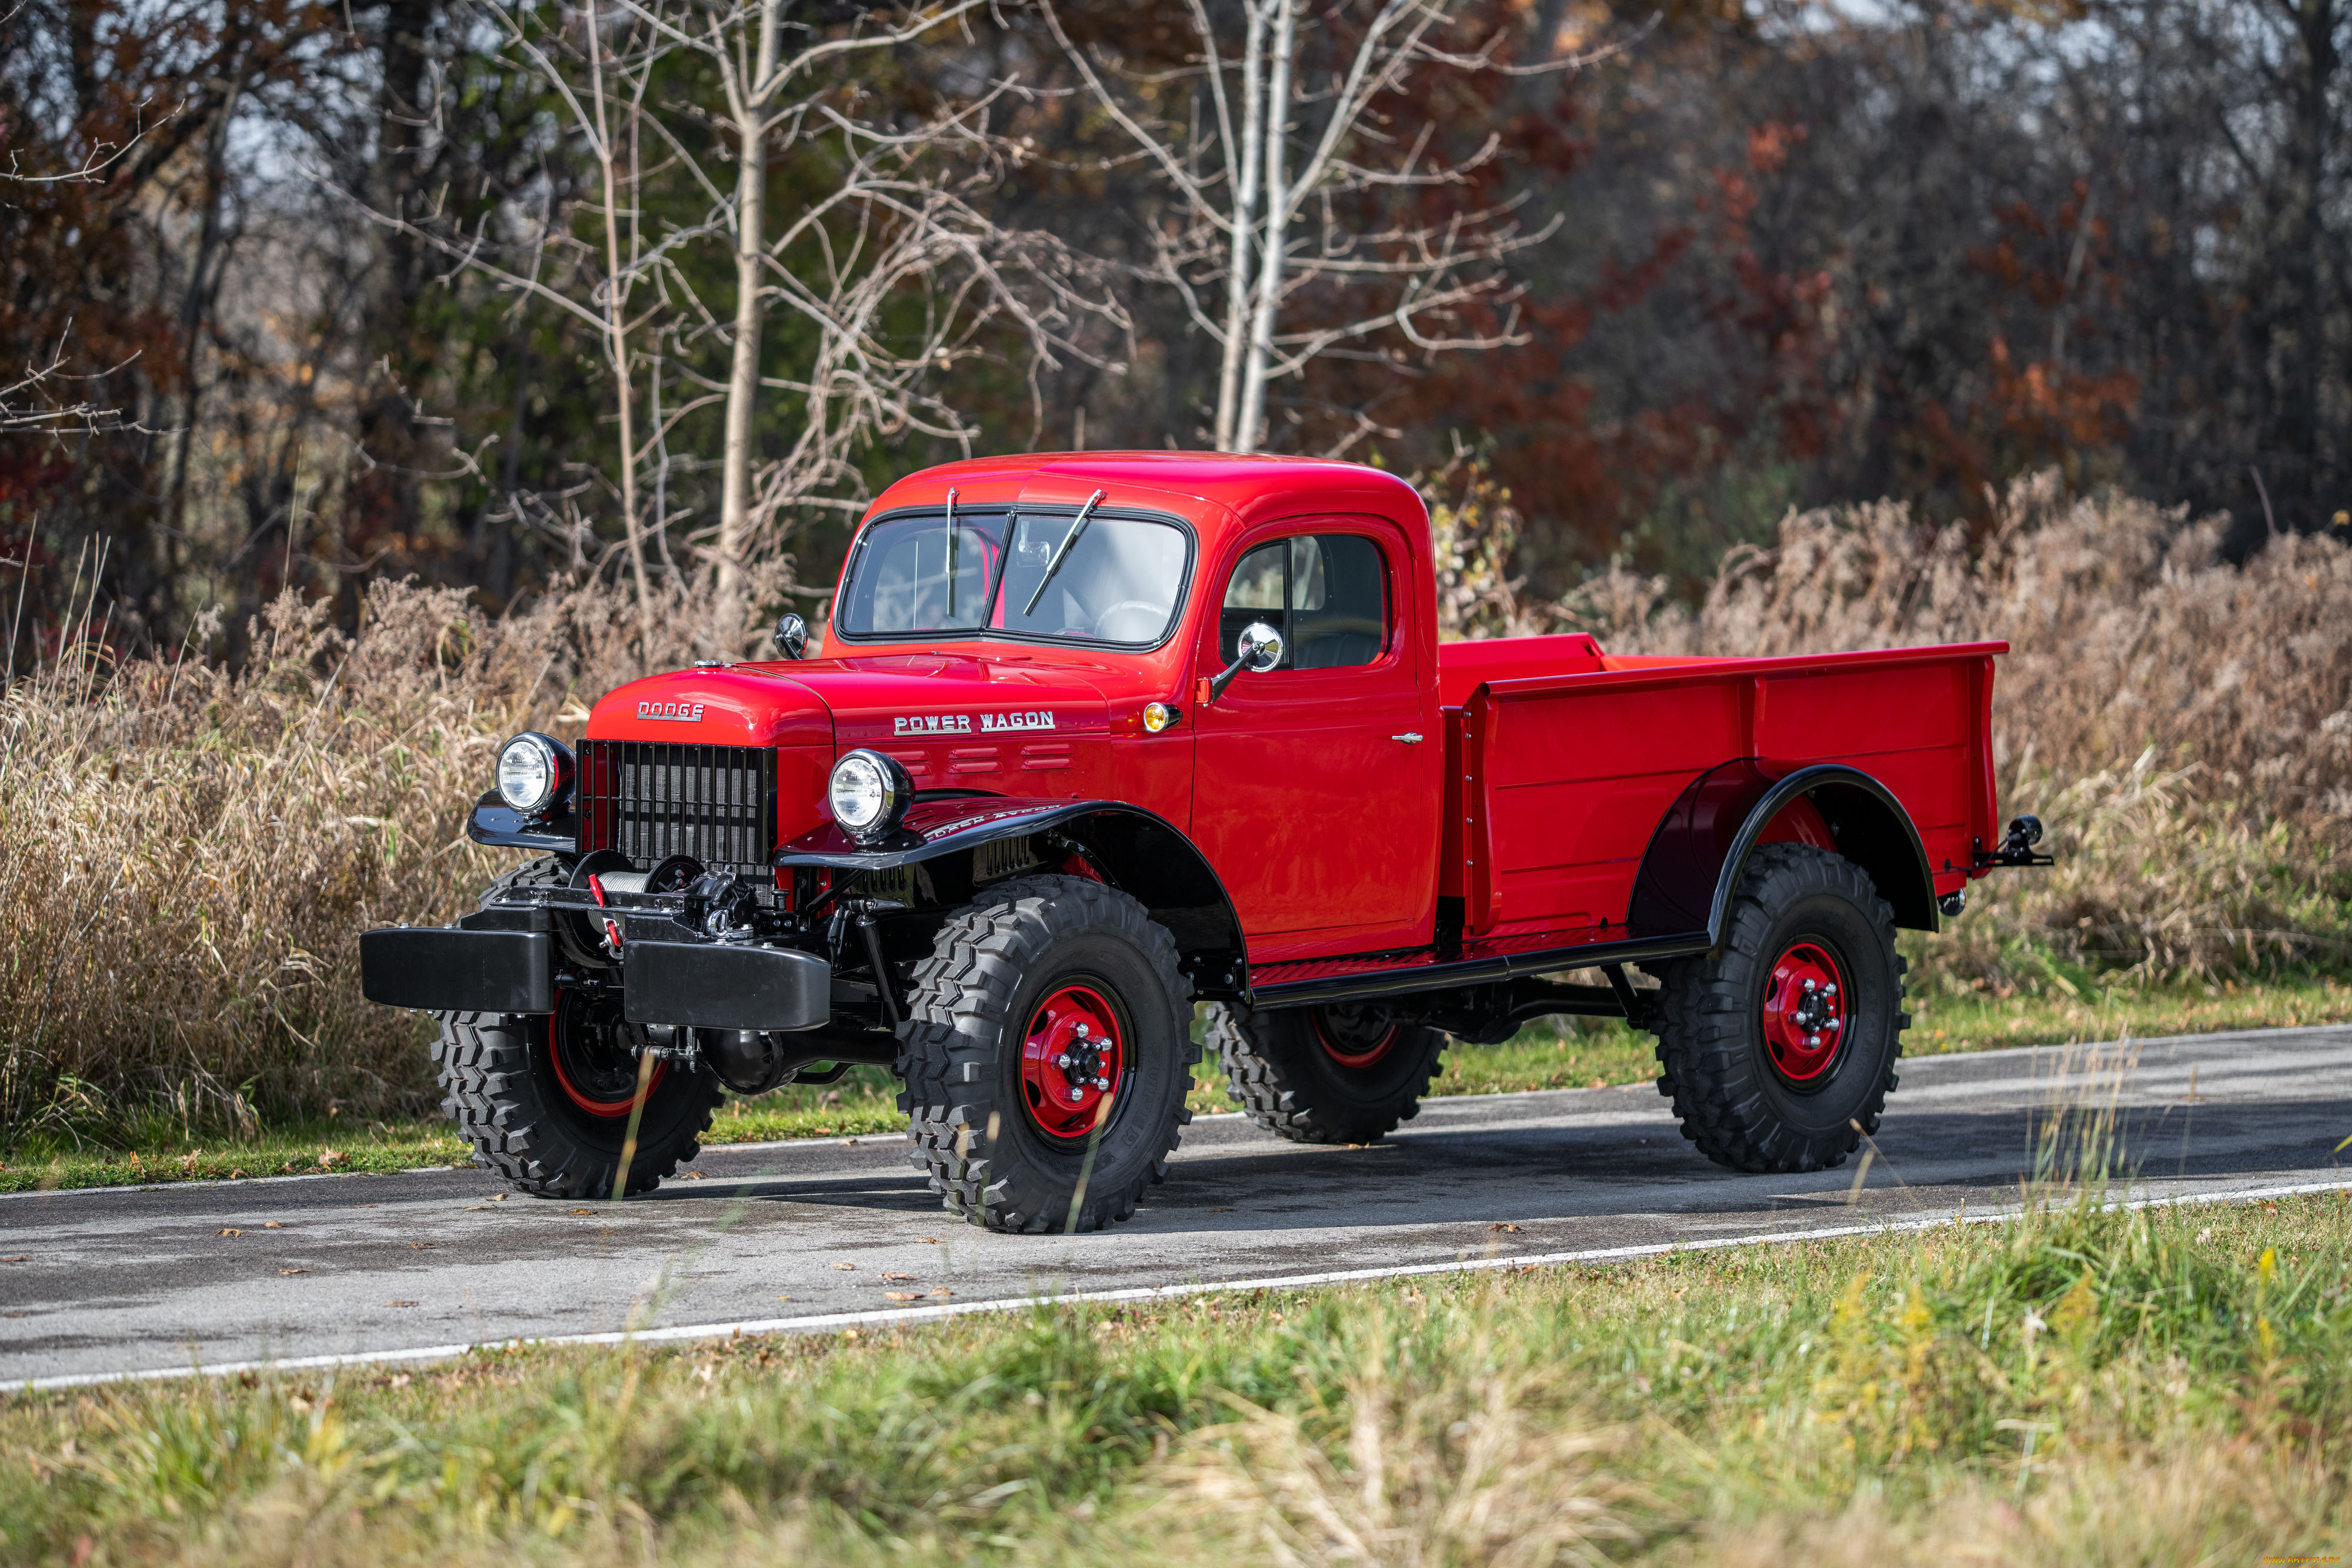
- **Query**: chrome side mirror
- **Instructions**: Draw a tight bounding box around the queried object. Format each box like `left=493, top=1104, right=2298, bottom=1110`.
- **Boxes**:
left=1205, top=620, right=1284, bottom=703
left=1237, top=621, right=1284, bottom=672
left=773, top=612, right=808, bottom=660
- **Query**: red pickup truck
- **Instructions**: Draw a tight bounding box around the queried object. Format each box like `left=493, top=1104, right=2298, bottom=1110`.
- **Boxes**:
left=362, top=453, right=2047, bottom=1232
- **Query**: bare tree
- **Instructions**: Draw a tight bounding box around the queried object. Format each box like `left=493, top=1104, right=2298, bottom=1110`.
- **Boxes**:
left=351, top=0, right=1124, bottom=645
left=1040, top=0, right=1632, bottom=453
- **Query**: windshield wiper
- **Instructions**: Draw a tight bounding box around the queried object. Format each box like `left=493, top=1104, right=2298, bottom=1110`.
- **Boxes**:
left=944, top=487, right=961, bottom=618
left=1021, top=488, right=1107, bottom=618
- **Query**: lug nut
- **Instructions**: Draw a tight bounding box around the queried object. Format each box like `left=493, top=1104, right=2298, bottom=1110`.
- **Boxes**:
left=1055, top=1053, right=1071, bottom=1069
left=1825, top=984, right=1838, bottom=997
left=1067, top=1087, right=1084, bottom=1102
left=1802, top=978, right=1817, bottom=992
left=1807, top=1034, right=1822, bottom=1048
left=1094, top=1075, right=1110, bottom=1090
left=1074, top=1024, right=1090, bottom=1039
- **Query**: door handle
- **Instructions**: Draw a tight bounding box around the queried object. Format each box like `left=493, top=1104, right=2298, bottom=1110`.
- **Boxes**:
left=1391, top=732, right=1424, bottom=744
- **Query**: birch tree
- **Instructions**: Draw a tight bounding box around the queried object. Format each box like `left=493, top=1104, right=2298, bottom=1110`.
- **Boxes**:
left=1042, top=0, right=1630, bottom=453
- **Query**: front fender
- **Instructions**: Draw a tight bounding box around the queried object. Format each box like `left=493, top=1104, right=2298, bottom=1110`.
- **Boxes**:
left=775, top=795, right=1247, bottom=987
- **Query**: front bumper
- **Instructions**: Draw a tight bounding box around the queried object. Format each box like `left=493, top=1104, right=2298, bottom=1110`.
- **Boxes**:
left=359, top=922, right=830, bottom=1032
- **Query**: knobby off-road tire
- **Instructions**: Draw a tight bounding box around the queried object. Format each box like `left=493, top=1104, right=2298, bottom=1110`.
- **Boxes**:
left=432, top=854, right=724, bottom=1198
left=1651, top=842, right=1909, bottom=1174
left=897, top=875, right=1197, bottom=1233
left=1208, top=1002, right=1446, bottom=1145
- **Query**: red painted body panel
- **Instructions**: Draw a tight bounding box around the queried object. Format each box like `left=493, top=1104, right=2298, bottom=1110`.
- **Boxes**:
left=571, top=452, right=2009, bottom=972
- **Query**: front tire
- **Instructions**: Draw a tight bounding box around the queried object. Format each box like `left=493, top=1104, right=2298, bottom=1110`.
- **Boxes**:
left=433, top=993, right=723, bottom=1199
left=897, top=875, right=1197, bottom=1233
left=1209, top=1001, right=1446, bottom=1145
left=1651, top=842, right=1908, bottom=1174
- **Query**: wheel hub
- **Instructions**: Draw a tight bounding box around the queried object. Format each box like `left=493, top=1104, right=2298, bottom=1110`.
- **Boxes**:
left=1761, top=941, right=1847, bottom=1085
left=1309, top=1003, right=1402, bottom=1069
left=547, top=988, right=663, bottom=1118
left=1020, top=983, right=1125, bottom=1141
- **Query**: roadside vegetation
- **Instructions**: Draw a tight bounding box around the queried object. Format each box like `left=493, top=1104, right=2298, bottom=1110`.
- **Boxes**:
left=5, top=1185, right=2347, bottom=1564
left=4, top=477, right=2350, bottom=1186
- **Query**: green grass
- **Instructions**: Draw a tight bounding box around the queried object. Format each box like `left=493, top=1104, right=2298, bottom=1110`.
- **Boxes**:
left=8, top=971, right=2348, bottom=1193
left=5, top=1187, right=2347, bottom=1565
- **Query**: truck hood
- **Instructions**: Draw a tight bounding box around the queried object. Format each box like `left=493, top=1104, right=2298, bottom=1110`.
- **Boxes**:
left=583, top=652, right=1114, bottom=757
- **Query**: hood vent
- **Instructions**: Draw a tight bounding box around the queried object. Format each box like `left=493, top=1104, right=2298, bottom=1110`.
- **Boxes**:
left=576, top=740, right=777, bottom=873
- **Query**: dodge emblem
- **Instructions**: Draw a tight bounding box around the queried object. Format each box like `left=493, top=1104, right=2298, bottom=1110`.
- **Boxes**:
left=639, top=700, right=705, bottom=723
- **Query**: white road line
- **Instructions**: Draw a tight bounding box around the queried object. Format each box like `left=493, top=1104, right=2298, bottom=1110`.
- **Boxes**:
left=11, top=1174, right=2346, bottom=1397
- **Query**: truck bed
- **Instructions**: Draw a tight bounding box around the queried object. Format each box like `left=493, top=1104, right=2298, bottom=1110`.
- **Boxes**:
left=1441, top=636, right=2004, bottom=941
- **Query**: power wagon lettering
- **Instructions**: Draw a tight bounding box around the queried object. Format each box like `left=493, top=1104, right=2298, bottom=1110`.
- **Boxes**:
left=363, top=451, right=2051, bottom=1241
left=893, top=711, right=1057, bottom=735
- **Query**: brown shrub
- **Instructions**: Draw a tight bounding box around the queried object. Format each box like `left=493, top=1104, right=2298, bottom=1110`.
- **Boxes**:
left=0, top=569, right=784, bottom=1134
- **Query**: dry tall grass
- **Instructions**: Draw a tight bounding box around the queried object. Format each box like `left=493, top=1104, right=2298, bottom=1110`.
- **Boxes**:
left=0, top=569, right=783, bottom=1133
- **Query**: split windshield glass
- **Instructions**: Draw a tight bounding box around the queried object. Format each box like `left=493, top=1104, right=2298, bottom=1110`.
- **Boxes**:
left=834, top=506, right=1188, bottom=647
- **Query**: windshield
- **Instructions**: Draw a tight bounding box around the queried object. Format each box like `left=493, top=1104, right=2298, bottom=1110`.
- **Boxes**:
left=834, top=506, right=1189, bottom=646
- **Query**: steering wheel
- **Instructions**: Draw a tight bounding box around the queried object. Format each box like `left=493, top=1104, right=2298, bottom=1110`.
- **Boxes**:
left=1093, top=599, right=1168, bottom=642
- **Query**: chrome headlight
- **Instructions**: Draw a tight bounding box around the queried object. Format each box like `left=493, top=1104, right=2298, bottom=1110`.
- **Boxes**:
left=496, top=733, right=573, bottom=818
left=828, top=748, right=912, bottom=842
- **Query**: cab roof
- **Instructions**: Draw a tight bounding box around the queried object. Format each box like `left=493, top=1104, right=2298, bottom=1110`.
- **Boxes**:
left=863, top=451, right=1427, bottom=533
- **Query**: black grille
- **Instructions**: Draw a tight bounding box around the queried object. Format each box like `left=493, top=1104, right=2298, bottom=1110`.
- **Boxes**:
left=576, top=740, right=777, bottom=872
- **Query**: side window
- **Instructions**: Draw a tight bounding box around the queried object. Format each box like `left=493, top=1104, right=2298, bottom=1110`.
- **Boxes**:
left=1218, top=534, right=1388, bottom=671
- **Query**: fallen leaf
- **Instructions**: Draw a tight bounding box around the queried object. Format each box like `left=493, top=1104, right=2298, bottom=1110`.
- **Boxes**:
left=918, top=1237, right=938, bottom=1244
left=883, top=1290, right=921, bottom=1302
left=216, top=1228, right=244, bottom=1238
left=841, top=1138, right=860, bottom=1147
left=775, top=1295, right=793, bottom=1302
left=928, top=1287, right=953, bottom=1299
left=567, top=1208, right=596, bottom=1215
left=685, top=1171, right=706, bottom=1180
left=465, top=1205, right=499, bottom=1212
left=1, top=1256, right=27, bottom=1263
left=1205, top=1207, right=1232, bottom=1213
left=263, top=1221, right=284, bottom=1230
left=881, top=1272, right=916, bottom=1283
left=489, top=1193, right=508, bottom=1202
left=386, top=1300, right=417, bottom=1308
left=831, top=1262, right=856, bottom=1271
left=407, top=1242, right=434, bottom=1251
left=1489, top=1222, right=1523, bottom=1233
left=279, top=1268, right=310, bottom=1276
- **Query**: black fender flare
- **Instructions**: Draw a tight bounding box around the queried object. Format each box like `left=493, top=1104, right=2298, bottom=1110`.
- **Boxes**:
left=774, top=796, right=1248, bottom=989
left=1626, top=761, right=1940, bottom=944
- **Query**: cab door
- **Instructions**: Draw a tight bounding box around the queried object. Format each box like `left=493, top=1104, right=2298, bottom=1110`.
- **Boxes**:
left=1189, top=520, right=1440, bottom=957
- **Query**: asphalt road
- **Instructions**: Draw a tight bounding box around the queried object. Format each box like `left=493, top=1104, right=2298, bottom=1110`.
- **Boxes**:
left=6, top=1024, right=2349, bottom=1390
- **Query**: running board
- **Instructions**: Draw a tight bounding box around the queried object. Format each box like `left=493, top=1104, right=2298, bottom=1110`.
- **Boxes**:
left=1246, top=928, right=1711, bottom=1008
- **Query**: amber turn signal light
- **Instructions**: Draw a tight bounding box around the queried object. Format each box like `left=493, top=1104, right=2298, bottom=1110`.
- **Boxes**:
left=1142, top=701, right=1176, bottom=733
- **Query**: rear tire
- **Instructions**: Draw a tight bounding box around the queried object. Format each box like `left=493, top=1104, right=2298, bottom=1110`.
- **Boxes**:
left=1651, top=842, right=1908, bottom=1174
left=897, top=875, right=1197, bottom=1233
left=1209, top=1001, right=1445, bottom=1145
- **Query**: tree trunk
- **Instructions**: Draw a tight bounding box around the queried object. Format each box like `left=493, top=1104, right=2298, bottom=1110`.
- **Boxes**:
left=716, top=0, right=783, bottom=644
left=1235, top=0, right=1297, bottom=453
left=585, top=4, right=653, bottom=641
left=1212, top=0, right=1268, bottom=452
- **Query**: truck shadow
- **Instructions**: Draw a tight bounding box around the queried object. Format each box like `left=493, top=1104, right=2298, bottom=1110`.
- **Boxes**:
left=654, top=1092, right=2352, bottom=1234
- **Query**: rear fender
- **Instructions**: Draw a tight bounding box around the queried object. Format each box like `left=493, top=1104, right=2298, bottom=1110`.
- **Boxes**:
left=776, top=797, right=1247, bottom=990
left=1627, top=761, right=1939, bottom=943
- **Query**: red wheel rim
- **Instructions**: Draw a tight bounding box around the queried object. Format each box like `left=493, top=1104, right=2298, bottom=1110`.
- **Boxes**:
left=547, top=989, right=663, bottom=1118
left=1760, top=941, right=1849, bottom=1086
left=1309, top=1004, right=1402, bottom=1069
left=1019, top=982, right=1125, bottom=1142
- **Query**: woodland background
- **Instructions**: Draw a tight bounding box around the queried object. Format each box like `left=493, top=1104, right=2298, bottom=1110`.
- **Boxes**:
left=4, top=0, right=2352, bottom=1134
left=5, top=0, right=2350, bottom=659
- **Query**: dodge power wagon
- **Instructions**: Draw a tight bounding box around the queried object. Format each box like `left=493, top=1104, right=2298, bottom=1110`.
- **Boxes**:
left=361, top=453, right=2049, bottom=1232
